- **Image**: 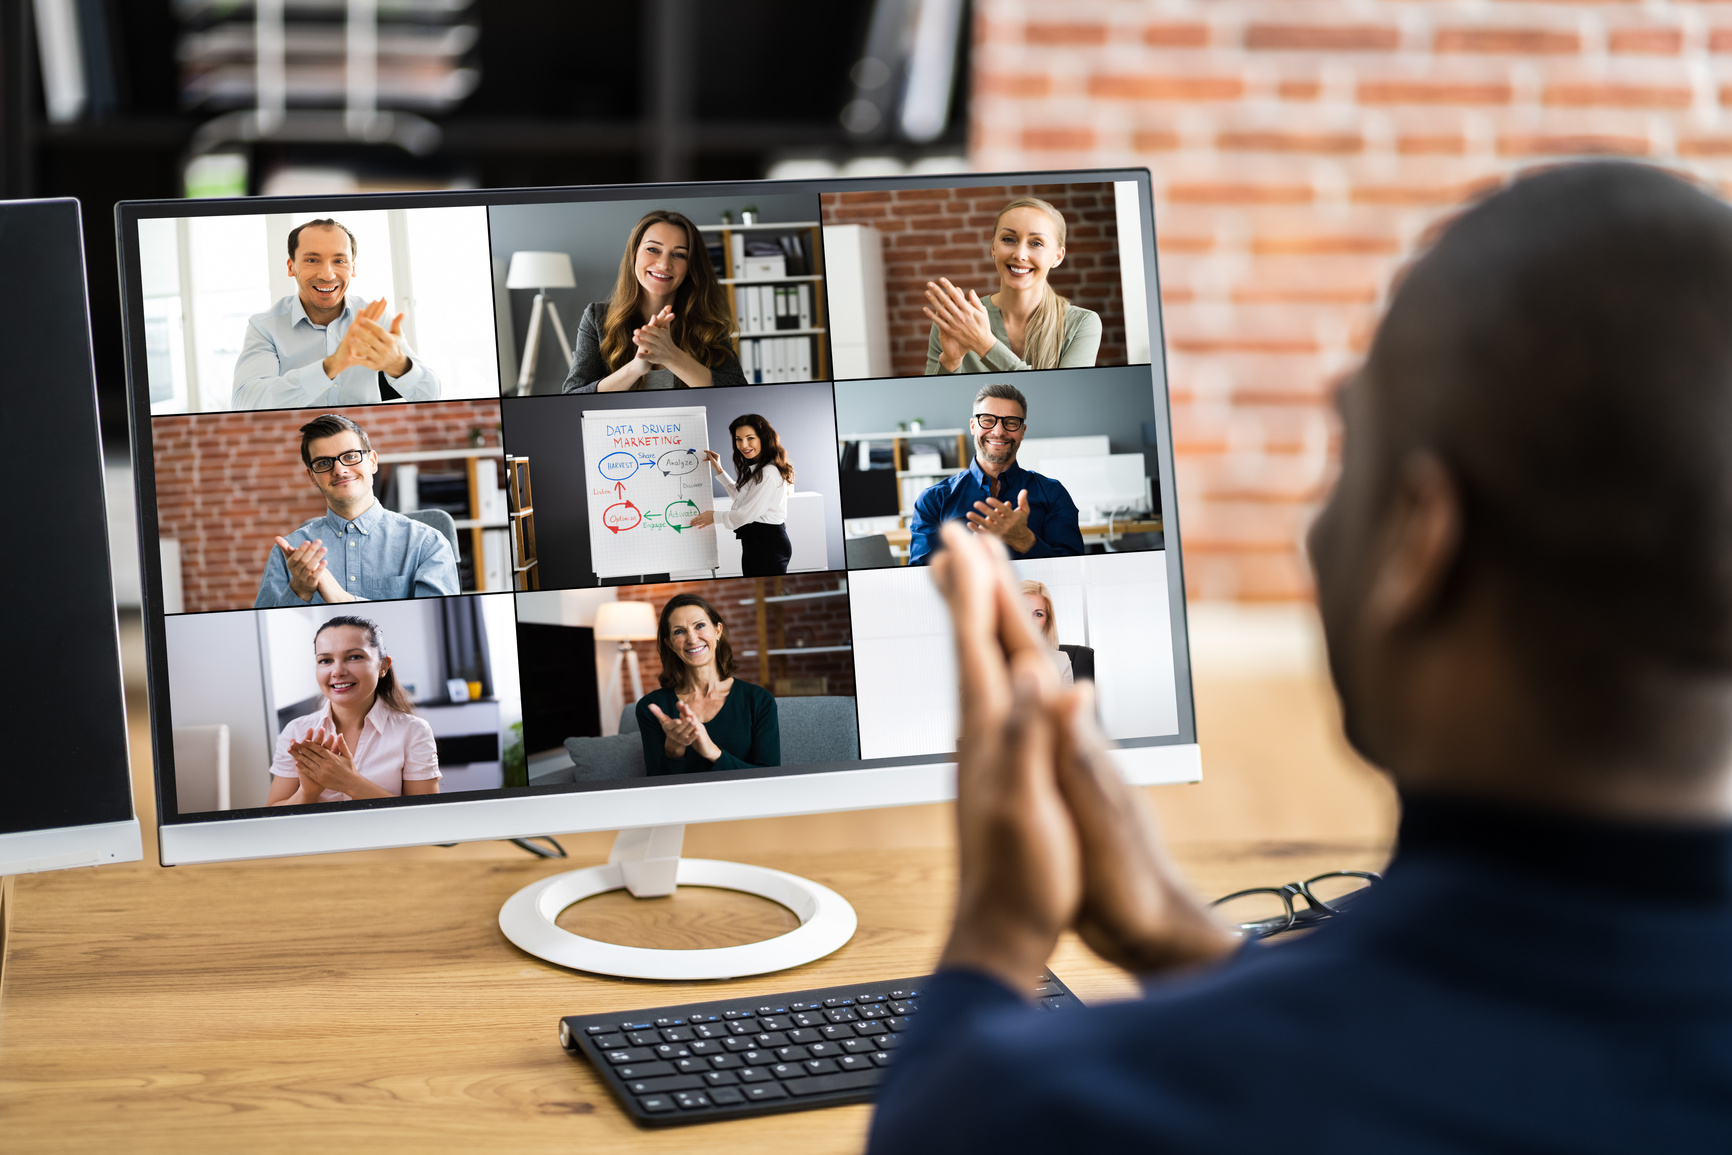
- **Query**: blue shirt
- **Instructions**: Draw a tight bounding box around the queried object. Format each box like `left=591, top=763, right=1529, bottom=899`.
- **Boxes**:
left=908, top=458, right=1083, bottom=566
left=868, top=795, right=1732, bottom=1153
left=254, top=501, right=459, bottom=607
left=232, top=294, right=440, bottom=410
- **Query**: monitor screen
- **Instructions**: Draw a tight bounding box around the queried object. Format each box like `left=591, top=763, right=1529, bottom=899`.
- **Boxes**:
left=118, top=171, right=1197, bottom=865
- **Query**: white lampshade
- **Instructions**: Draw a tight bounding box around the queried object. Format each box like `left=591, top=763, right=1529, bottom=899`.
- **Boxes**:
left=593, top=600, right=658, bottom=641
left=506, top=250, right=577, bottom=290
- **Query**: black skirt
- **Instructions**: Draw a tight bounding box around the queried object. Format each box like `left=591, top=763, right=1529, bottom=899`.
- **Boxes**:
left=735, top=521, right=792, bottom=576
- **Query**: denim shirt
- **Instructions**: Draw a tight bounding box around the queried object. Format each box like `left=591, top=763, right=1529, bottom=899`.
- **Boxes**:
left=254, top=501, right=459, bottom=607
left=908, top=458, right=1084, bottom=566
left=232, top=294, right=440, bottom=410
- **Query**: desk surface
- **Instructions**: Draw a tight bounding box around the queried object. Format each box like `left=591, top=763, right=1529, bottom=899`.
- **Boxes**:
left=0, top=833, right=1384, bottom=1154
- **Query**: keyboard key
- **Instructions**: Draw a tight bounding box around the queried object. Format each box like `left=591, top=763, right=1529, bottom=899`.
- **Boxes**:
left=744, top=1083, right=788, bottom=1102
left=674, top=1091, right=711, bottom=1110
left=708, top=1054, right=743, bottom=1070
left=785, top=1069, right=883, bottom=1097
left=688, top=1039, right=723, bottom=1056
left=889, top=991, right=913, bottom=999
left=583, top=1025, right=611, bottom=1035
left=637, top=1094, right=676, bottom=1114
left=614, top=1062, right=674, bottom=1080
left=787, top=1028, right=823, bottom=1045
left=653, top=1017, right=686, bottom=1027
left=791, top=1012, right=826, bottom=1028
left=876, top=1034, right=901, bottom=1051
left=771, top=1063, right=807, bottom=1080
left=605, top=1048, right=654, bottom=1065
left=758, top=1006, right=788, bottom=1015
left=723, top=1010, right=754, bottom=1020
left=775, top=1045, right=811, bottom=1062
left=858, top=1005, right=889, bottom=1019
left=740, top=1050, right=773, bottom=1066
left=692, top=1023, right=728, bottom=1040
left=594, top=1033, right=628, bottom=1049
left=806, top=1042, right=843, bottom=1058
left=823, top=1008, right=860, bottom=1024
left=737, top=1067, right=773, bottom=1083
left=838, top=1054, right=874, bottom=1071
left=803, top=1058, right=839, bottom=1075
left=709, top=1086, right=746, bottom=1106
left=726, top=1021, right=756, bottom=1036
left=621, top=1021, right=654, bottom=1031
left=870, top=1051, right=894, bottom=1067
left=789, top=1002, right=819, bottom=1012
left=1040, top=996, right=1069, bottom=1011
left=674, top=1058, right=707, bottom=1074
left=759, top=1016, right=792, bottom=1031
left=703, top=1071, right=740, bottom=1086
left=753, top=1032, right=791, bottom=1048
left=722, top=1037, right=756, bottom=1053
left=653, top=1044, right=691, bottom=1059
left=659, top=1027, right=694, bottom=1042
left=823, top=998, right=854, bottom=1008
left=627, top=1074, right=703, bottom=1094
left=842, top=1038, right=877, bottom=1054
left=857, top=994, right=889, bottom=1003
left=626, top=1030, right=660, bottom=1046
left=886, top=1017, right=911, bottom=1031
left=855, top=1022, right=888, bottom=1036
left=821, top=1023, right=857, bottom=1040
left=890, top=1001, right=918, bottom=1015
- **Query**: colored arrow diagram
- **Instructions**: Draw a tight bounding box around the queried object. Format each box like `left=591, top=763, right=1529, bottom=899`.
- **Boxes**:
left=658, top=448, right=700, bottom=476
left=614, top=481, right=628, bottom=499
left=664, top=499, right=699, bottom=532
left=603, top=501, right=642, bottom=533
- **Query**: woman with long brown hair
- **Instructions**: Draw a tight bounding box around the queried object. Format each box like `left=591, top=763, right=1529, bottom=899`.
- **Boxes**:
left=691, top=413, right=797, bottom=576
left=562, top=209, right=747, bottom=392
left=634, top=593, right=780, bottom=776
left=922, top=196, right=1103, bottom=374
left=267, top=615, right=441, bottom=805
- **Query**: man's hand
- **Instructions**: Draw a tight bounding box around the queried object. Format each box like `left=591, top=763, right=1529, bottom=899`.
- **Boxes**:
left=312, top=562, right=356, bottom=604
left=934, top=523, right=1081, bottom=990
left=1055, top=685, right=1239, bottom=975
left=274, top=536, right=328, bottom=602
left=322, top=299, right=412, bottom=379
left=967, top=489, right=1036, bottom=553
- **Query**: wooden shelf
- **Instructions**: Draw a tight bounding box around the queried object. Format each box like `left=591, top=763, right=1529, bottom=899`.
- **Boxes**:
left=737, top=588, right=849, bottom=605
left=734, top=327, right=825, bottom=338
left=698, top=222, right=822, bottom=231
left=720, top=275, right=824, bottom=285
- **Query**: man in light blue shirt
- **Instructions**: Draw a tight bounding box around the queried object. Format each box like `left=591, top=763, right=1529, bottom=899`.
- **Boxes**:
left=232, top=218, right=441, bottom=410
left=255, top=413, right=459, bottom=607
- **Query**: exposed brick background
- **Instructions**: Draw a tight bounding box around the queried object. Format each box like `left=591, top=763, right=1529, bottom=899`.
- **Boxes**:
left=611, top=574, right=855, bottom=698
left=820, top=183, right=1128, bottom=377
left=972, top=0, right=1732, bottom=600
left=152, top=400, right=504, bottom=614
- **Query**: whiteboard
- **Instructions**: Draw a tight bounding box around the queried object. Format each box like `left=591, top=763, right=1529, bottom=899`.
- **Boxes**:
left=582, top=407, right=719, bottom=578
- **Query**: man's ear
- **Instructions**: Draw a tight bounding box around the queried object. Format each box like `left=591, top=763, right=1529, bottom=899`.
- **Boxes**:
left=1366, top=450, right=1462, bottom=632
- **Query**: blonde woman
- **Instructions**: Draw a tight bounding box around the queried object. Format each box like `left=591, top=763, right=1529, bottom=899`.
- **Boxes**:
left=923, top=197, right=1103, bottom=374
left=1020, top=579, right=1074, bottom=687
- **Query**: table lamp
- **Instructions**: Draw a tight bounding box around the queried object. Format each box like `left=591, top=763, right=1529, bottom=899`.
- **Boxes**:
left=505, top=250, right=577, bottom=394
left=594, top=599, right=658, bottom=707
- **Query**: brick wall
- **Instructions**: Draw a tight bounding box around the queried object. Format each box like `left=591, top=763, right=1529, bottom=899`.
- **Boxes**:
left=153, top=400, right=504, bottom=614
left=611, top=574, right=856, bottom=697
left=972, top=0, right=1732, bottom=600
left=821, top=182, right=1127, bottom=377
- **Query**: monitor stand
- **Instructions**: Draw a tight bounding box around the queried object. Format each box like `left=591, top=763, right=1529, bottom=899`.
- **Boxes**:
left=497, top=825, right=857, bottom=980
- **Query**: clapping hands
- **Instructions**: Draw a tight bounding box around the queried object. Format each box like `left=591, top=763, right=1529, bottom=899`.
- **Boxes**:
left=924, top=278, right=996, bottom=372
left=286, top=722, right=360, bottom=801
left=324, top=298, right=411, bottom=379
left=632, top=306, right=680, bottom=367
left=648, top=698, right=721, bottom=763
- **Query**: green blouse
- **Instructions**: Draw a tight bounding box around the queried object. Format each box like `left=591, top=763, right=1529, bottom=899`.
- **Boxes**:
left=925, top=297, right=1103, bottom=374
left=636, top=680, right=780, bottom=776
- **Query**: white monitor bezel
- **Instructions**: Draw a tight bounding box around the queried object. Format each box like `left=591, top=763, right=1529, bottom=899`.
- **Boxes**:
left=118, top=169, right=1199, bottom=868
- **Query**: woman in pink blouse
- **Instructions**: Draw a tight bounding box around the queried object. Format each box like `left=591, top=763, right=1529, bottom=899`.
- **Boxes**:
left=267, top=615, right=441, bottom=805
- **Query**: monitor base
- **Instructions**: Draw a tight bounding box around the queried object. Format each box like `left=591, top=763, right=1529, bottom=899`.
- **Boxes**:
left=498, top=826, right=857, bottom=980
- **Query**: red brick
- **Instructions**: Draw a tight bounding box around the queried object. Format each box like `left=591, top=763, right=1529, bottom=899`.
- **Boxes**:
left=1021, top=127, right=1098, bottom=151
left=1144, top=23, right=1208, bottom=48
left=1167, top=182, right=1314, bottom=205
left=1217, top=130, right=1363, bottom=155
left=1089, top=74, right=1244, bottom=101
left=1499, top=132, right=1651, bottom=157
left=1359, top=80, right=1512, bottom=105
left=1278, top=79, right=1322, bottom=101
left=1434, top=27, right=1580, bottom=55
left=1132, top=129, right=1181, bottom=152
left=1544, top=83, right=1691, bottom=109
left=979, top=72, right=1053, bottom=98
left=1608, top=27, right=1683, bottom=55
left=1245, top=24, right=1400, bottom=52
left=1025, top=22, right=1108, bottom=45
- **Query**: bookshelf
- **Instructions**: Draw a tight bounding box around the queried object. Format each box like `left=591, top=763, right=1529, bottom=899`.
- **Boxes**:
left=700, top=221, right=829, bottom=382
left=505, top=455, right=539, bottom=592
left=376, top=447, right=509, bottom=592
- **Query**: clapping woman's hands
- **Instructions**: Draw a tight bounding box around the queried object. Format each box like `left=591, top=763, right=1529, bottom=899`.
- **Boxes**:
left=632, top=306, right=681, bottom=366
left=288, top=723, right=363, bottom=797
left=648, top=700, right=722, bottom=763
left=924, top=278, right=996, bottom=371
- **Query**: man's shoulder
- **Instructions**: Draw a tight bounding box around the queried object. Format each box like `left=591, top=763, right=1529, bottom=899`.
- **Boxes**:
left=917, top=471, right=968, bottom=504
left=249, top=295, right=300, bottom=326
left=283, top=513, right=331, bottom=542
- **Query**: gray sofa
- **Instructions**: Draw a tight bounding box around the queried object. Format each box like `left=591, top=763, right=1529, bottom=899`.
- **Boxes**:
left=547, top=695, right=860, bottom=785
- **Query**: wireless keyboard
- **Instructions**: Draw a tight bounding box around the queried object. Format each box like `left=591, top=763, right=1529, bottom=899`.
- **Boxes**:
left=559, top=970, right=1082, bottom=1127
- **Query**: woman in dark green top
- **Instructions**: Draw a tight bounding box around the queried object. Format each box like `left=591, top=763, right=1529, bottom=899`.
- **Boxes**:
left=635, top=592, right=780, bottom=775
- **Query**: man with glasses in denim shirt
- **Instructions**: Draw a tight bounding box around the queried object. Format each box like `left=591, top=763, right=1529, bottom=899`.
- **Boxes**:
left=907, top=383, right=1083, bottom=566
left=255, top=413, right=459, bottom=607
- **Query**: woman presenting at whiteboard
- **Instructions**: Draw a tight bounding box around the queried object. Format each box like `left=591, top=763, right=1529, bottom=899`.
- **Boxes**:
left=562, top=209, right=747, bottom=392
left=637, top=593, right=780, bottom=776
left=690, top=413, right=795, bottom=577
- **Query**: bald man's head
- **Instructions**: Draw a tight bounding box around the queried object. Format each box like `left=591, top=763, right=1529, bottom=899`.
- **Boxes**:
left=1314, top=162, right=1732, bottom=786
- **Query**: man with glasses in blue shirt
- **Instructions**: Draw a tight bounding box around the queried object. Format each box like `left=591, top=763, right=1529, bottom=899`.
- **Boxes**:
left=255, top=413, right=459, bottom=607
left=907, top=383, right=1083, bottom=566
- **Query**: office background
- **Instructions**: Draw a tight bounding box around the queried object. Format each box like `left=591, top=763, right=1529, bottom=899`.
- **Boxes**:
left=499, top=382, right=846, bottom=588
left=152, top=398, right=505, bottom=613
left=486, top=192, right=821, bottom=392
left=820, top=181, right=1134, bottom=379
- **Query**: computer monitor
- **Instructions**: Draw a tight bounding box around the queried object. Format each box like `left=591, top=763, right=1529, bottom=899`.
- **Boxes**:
left=117, top=170, right=1195, bottom=979
left=0, top=199, right=143, bottom=891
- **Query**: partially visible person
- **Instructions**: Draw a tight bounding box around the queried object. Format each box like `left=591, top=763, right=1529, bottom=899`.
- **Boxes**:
left=909, top=383, right=1083, bottom=565
left=923, top=197, right=1102, bottom=375
left=868, top=163, right=1732, bottom=1152
left=563, top=210, right=747, bottom=392
left=692, top=414, right=795, bottom=576
left=233, top=218, right=441, bottom=409
left=1020, top=579, right=1073, bottom=687
left=268, top=615, right=440, bottom=805
left=255, top=412, right=460, bottom=607
left=635, top=594, right=779, bottom=775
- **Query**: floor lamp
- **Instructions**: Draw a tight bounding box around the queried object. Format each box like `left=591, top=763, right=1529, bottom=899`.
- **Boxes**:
left=595, top=600, right=658, bottom=726
left=506, top=251, right=577, bottom=394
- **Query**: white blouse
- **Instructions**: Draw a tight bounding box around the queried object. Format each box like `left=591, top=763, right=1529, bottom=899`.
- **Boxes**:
left=271, top=699, right=440, bottom=802
left=715, top=465, right=790, bottom=532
